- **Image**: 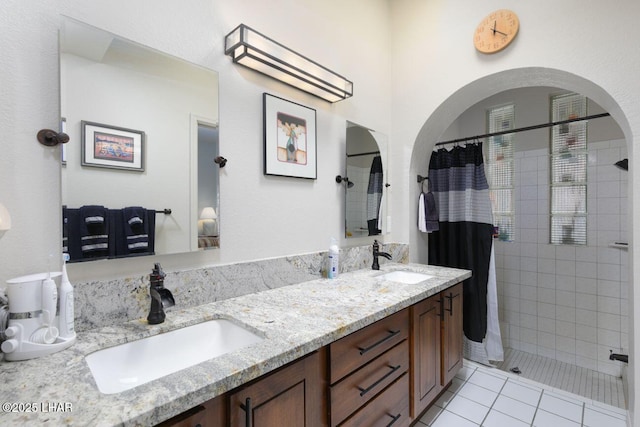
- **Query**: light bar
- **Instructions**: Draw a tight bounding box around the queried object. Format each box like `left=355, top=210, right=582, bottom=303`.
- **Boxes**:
left=224, top=24, right=353, bottom=103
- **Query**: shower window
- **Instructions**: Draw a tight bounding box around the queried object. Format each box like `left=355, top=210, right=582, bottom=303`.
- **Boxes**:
left=549, top=92, right=587, bottom=245
left=486, top=104, right=515, bottom=241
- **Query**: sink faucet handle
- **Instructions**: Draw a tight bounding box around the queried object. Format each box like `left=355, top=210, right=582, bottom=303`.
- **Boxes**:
left=150, top=263, right=166, bottom=284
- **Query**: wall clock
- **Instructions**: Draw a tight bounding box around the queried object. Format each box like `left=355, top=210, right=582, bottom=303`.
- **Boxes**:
left=474, top=9, right=519, bottom=54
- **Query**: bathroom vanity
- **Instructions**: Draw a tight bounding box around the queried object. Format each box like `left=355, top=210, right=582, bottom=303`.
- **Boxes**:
left=160, top=282, right=464, bottom=426
left=0, top=264, right=469, bottom=426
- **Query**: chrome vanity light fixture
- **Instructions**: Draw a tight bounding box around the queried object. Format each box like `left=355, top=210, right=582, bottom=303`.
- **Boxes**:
left=224, top=24, right=353, bottom=103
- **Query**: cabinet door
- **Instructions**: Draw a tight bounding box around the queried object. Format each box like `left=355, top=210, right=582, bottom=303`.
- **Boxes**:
left=156, top=395, right=226, bottom=427
left=410, top=295, right=442, bottom=418
left=228, top=350, right=327, bottom=427
left=156, top=405, right=207, bottom=427
left=441, top=283, right=463, bottom=386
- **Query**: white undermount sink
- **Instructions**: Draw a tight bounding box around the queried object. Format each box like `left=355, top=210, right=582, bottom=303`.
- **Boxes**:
left=86, top=319, right=264, bottom=394
left=377, top=270, right=433, bottom=284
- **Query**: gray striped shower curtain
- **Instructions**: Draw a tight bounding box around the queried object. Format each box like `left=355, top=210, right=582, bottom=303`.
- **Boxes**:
left=427, top=143, right=503, bottom=364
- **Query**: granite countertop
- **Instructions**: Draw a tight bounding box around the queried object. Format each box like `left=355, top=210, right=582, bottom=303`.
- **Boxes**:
left=0, top=263, right=470, bottom=426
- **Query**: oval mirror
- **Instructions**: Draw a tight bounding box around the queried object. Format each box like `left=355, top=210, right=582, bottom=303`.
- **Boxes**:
left=343, top=121, right=388, bottom=238
left=60, top=18, right=219, bottom=262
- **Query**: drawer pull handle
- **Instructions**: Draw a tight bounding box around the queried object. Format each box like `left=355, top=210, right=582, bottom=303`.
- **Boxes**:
left=240, top=397, right=252, bottom=427
left=358, top=329, right=400, bottom=355
left=386, top=413, right=402, bottom=426
left=357, top=364, right=401, bottom=397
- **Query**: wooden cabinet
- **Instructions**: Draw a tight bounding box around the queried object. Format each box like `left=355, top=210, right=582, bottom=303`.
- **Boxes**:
left=411, top=282, right=463, bottom=419
left=329, top=309, right=410, bottom=427
left=441, top=283, right=463, bottom=386
left=228, top=349, right=327, bottom=427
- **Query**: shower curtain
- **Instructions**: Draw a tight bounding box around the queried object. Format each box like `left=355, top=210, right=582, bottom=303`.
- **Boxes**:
left=427, top=143, right=503, bottom=364
left=367, top=155, right=383, bottom=235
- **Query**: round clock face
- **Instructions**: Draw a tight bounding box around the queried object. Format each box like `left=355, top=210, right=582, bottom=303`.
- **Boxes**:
left=474, top=9, right=519, bottom=54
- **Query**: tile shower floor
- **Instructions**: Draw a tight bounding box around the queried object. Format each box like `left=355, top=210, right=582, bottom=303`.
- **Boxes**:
left=495, top=348, right=626, bottom=409
left=417, top=359, right=628, bottom=427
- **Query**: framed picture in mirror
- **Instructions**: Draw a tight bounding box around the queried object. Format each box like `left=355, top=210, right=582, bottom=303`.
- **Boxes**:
left=263, top=93, right=317, bottom=179
left=81, top=120, right=145, bottom=171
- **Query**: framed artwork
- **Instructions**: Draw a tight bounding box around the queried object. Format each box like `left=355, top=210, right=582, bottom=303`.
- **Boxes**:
left=81, top=121, right=145, bottom=171
left=263, top=93, right=317, bottom=179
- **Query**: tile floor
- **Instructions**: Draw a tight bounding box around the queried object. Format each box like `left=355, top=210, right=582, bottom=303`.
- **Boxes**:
left=416, top=360, right=628, bottom=427
left=495, top=348, right=626, bottom=409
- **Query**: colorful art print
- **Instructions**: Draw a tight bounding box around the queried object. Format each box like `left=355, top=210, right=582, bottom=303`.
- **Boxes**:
left=93, top=132, right=135, bottom=163
left=81, top=121, right=145, bottom=172
left=276, top=112, right=307, bottom=165
left=263, top=94, right=316, bottom=179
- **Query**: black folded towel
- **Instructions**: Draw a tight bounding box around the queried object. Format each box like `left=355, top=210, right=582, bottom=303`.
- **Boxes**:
left=79, top=205, right=109, bottom=254
left=123, top=206, right=149, bottom=252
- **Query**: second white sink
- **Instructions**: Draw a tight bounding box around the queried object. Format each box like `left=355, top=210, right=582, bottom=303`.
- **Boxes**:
left=377, top=270, right=433, bottom=284
left=86, top=319, right=264, bottom=394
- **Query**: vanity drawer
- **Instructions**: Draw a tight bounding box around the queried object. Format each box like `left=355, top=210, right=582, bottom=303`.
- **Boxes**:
left=330, top=308, right=409, bottom=384
left=340, top=372, right=410, bottom=427
left=330, top=340, right=409, bottom=426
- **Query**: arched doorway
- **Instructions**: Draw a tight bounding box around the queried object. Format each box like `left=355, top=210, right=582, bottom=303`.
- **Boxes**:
left=408, top=66, right=634, bottom=410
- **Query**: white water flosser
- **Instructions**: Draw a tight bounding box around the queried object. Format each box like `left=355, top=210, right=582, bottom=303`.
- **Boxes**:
left=31, top=271, right=59, bottom=344
left=58, top=253, right=75, bottom=338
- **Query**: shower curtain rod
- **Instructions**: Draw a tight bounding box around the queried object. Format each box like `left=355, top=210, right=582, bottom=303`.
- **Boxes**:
left=434, top=112, right=610, bottom=147
left=346, top=150, right=380, bottom=158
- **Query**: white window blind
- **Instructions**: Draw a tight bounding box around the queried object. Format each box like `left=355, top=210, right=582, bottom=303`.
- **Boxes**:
left=550, top=93, right=587, bottom=245
left=486, top=104, right=515, bottom=241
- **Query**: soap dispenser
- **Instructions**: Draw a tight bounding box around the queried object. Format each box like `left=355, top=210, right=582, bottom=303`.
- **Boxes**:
left=328, top=238, right=339, bottom=279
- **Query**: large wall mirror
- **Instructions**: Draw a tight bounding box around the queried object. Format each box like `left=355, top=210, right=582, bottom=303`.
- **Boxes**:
left=343, top=121, right=388, bottom=238
left=60, top=18, right=220, bottom=262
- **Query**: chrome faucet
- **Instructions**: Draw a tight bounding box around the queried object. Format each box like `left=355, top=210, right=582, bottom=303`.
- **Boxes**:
left=147, top=263, right=175, bottom=325
left=372, top=240, right=392, bottom=270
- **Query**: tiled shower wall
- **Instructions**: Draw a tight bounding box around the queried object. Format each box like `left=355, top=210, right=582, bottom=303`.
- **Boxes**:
left=495, top=139, right=628, bottom=377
